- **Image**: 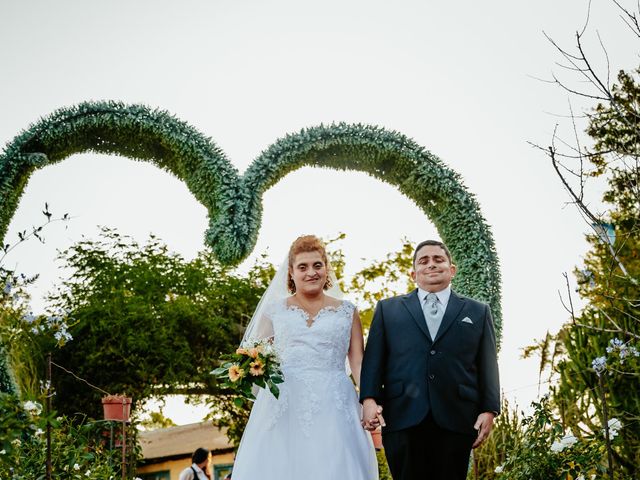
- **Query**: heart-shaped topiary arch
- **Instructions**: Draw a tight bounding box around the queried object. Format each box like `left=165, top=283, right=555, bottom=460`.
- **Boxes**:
left=0, top=101, right=502, bottom=394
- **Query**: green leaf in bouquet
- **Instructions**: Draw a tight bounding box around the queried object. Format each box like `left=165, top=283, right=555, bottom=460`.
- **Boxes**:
left=211, top=366, right=228, bottom=376
left=254, top=377, right=266, bottom=388
left=268, top=382, right=280, bottom=399
left=240, top=383, right=253, bottom=396
left=271, top=375, right=284, bottom=384
left=233, top=397, right=245, bottom=408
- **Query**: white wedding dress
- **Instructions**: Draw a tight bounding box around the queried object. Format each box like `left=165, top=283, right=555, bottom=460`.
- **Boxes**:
left=231, top=299, right=378, bottom=480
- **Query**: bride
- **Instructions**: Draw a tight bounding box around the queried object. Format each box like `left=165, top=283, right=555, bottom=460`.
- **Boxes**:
left=230, top=235, right=378, bottom=479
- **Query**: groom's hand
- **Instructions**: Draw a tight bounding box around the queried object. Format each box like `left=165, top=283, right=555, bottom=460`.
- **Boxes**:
left=472, top=412, right=495, bottom=448
left=361, top=398, right=385, bottom=431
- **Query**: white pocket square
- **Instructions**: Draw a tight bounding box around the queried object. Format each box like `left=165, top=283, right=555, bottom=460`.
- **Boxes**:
left=461, top=317, right=473, bottom=324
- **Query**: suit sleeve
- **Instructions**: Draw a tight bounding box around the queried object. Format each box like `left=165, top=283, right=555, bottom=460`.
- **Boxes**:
left=359, top=301, right=386, bottom=403
left=478, top=304, right=500, bottom=414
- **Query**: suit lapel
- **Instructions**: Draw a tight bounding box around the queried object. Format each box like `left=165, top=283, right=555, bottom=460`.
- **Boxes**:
left=433, top=290, right=465, bottom=343
left=401, top=289, right=432, bottom=341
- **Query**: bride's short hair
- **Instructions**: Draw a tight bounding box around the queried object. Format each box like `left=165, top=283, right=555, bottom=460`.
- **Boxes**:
left=287, top=235, right=333, bottom=293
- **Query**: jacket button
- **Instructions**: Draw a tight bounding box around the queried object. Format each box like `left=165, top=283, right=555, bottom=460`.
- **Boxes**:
left=430, top=350, right=436, bottom=355
left=428, top=374, right=435, bottom=380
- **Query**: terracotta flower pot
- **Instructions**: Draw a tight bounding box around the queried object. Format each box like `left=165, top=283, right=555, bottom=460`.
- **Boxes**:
left=370, top=428, right=383, bottom=450
left=101, top=395, right=132, bottom=421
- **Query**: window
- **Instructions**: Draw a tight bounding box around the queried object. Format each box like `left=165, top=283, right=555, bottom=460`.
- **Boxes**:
left=138, top=471, right=170, bottom=480
left=213, top=463, right=233, bottom=480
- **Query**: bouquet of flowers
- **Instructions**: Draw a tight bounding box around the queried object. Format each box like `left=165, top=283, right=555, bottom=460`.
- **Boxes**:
left=211, top=339, right=284, bottom=405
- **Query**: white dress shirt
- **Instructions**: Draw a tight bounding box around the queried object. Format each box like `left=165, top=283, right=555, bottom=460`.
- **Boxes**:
left=178, top=463, right=208, bottom=480
left=417, top=285, right=451, bottom=311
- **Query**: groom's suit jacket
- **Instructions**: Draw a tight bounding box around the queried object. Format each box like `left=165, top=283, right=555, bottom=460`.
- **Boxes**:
left=360, top=289, right=500, bottom=435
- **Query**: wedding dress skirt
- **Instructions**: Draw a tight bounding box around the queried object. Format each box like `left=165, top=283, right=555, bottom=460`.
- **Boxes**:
left=231, top=300, right=378, bottom=480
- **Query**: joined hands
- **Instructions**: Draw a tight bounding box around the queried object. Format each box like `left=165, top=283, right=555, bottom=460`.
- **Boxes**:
left=361, top=398, right=385, bottom=431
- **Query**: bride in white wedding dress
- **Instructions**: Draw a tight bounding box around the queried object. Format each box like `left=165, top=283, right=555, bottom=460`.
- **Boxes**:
left=230, top=235, right=378, bottom=480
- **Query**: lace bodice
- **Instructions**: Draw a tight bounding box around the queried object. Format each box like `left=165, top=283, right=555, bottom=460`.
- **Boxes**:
left=257, top=298, right=358, bottom=436
left=267, top=299, right=355, bottom=373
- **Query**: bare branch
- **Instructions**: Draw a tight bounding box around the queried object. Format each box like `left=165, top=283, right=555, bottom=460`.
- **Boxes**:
left=568, top=100, right=586, bottom=199
left=549, top=72, right=609, bottom=100
left=612, top=0, right=640, bottom=37
left=548, top=139, right=599, bottom=224
left=559, top=272, right=577, bottom=323
left=579, top=0, right=593, bottom=37
left=573, top=321, right=640, bottom=339
left=575, top=31, right=613, bottom=100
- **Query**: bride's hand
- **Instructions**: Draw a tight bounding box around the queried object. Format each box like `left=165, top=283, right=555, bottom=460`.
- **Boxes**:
left=361, top=399, right=385, bottom=430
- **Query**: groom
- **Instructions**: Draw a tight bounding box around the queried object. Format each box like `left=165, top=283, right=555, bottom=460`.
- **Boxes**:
left=360, top=240, right=500, bottom=480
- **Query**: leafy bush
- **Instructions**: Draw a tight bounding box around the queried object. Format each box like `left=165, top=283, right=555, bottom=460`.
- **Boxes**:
left=0, top=392, right=122, bottom=480
left=493, top=396, right=615, bottom=480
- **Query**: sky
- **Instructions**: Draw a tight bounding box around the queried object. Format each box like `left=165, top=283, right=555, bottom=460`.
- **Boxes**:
left=0, top=0, right=636, bottom=424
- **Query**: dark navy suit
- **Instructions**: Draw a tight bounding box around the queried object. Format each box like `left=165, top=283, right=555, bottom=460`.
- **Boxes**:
left=360, top=289, right=500, bottom=479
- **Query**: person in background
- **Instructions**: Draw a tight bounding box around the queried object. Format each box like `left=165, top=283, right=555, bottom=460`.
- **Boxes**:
left=178, top=447, right=211, bottom=480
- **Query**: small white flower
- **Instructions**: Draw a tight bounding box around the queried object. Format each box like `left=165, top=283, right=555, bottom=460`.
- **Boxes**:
left=11, top=438, right=21, bottom=447
left=591, top=356, right=607, bottom=376
left=612, top=338, right=623, bottom=347
left=23, top=400, right=43, bottom=416
left=85, top=470, right=91, bottom=477
left=0, top=449, right=5, bottom=455
left=494, top=465, right=504, bottom=473
left=576, top=475, right=585, bottom=480
left=551, top=433, right=577, bottom=453
left=34, top=428, right=44, bottom=436
left=608, top=418, right=622, bottom=432
left=604, top=418, right=623, bottom=438
left=550, top=441, right=564, bottom=453
left=560, top=434, right=577, bottom=447
left=73, top=463, right=80, bottom=471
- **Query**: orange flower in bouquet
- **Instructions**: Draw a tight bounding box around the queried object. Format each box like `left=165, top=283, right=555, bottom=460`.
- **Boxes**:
left=212, top=339, right=283, bottom=406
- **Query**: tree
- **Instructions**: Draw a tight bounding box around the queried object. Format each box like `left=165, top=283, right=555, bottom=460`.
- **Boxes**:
left=551, top=69, right=640, bottom=473
left=534, top=2, right=640, bottom=475
left=345, top=238, right=414, bottom=329
left=42, top=227, right=272, bottom=419
left=0, top=204, right=71, bottom=396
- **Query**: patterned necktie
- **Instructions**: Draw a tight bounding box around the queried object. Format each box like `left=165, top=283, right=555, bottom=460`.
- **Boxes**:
left=423, top=292, right=443, bottom=339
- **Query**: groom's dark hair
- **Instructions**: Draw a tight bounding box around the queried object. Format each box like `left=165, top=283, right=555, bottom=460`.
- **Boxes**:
left=413, top=240, right=453, bottom=265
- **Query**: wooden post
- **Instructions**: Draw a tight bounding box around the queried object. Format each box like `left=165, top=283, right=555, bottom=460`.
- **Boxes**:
left=121, top=398, right=127, bottom=480
left=46, top=353, right=52, bottom=480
